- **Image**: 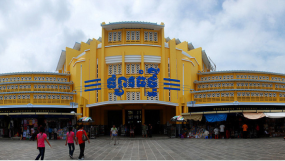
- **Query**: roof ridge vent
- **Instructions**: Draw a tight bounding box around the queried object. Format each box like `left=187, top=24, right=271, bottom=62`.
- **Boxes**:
left=175, top=38, right=181, bottom=45
left=188, top=43, right=195, bottom=50
left=165, top=37, right=171, bottom=42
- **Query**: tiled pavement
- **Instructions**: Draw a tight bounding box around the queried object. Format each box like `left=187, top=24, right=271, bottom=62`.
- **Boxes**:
left=1, top=137, right=285, bottom=160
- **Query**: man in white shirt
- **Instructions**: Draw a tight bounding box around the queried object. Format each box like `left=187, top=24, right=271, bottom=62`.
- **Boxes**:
left=220, top=124, right=225, bottom=139
left=110, top=125, right=118, bottom=145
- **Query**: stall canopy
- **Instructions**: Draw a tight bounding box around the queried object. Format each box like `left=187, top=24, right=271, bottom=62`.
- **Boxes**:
left=204, top=114, right=227, bottom=122
left=243, top=113, right=265, bottom=120
left=264, top=113, right=285, bottom=118
left=78, top=117, right=93, bottom=122
left=183, top=114, right=203, bottom=121
left=171, top=115, right=185, bottom=122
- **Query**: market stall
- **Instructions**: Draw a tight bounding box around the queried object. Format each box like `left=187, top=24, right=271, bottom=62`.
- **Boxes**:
left=77, top=117, right=95, bottom=138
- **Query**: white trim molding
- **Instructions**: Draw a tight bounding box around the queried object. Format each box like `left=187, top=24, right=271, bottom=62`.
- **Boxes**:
left=187, top=102, right=285, bottom=107
left=86, top=100, right=178, bottom=107
left=144, top=55, right=161, bottom=63
left=56, top=50, right=66, bottom=71
left=182, top=59, right=195, bottom=66
left=105, top=56, right=122, bottom=64
left=0, top=105, right=78, bottom=109
left=73, top=60, right=85, bottom=67
left=125, top=55, right=141, bottom=63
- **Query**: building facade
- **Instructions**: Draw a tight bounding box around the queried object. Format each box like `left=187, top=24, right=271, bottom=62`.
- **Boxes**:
left=55, top=21, right=214, bottom=134
left=190, top=71, right=285, bottom=111
left=0, top=72, right=78, bottom=137
left=2, top=21, right=285, bottom=137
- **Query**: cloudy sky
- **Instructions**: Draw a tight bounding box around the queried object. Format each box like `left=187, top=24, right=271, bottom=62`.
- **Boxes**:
left=0, top=0, right=285, bottom=73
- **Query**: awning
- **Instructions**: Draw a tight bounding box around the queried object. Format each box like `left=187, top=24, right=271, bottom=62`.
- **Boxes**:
left=243, top=113, right=265, bottom=119
left=204, top=114, right=227, bottom=122
left=264, top=113, right=285, bottom=118
left=183, top=114, right=203, bottom=121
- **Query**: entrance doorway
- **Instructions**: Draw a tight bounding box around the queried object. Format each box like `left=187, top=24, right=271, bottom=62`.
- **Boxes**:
left=145, top=110, right=160, bottom=134
left=125, top=110, right=142, bottom=135
left=107, top=110, right=122, bottom=130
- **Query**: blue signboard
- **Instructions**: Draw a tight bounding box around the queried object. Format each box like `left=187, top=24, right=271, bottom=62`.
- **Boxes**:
left=147, top=68, right=160, bottom=97
left=85, top=67, right=181, bottom=97
left=107, top=68, right=160, bottom=97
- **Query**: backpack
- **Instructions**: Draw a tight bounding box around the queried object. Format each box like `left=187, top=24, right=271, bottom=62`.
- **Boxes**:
left=82, top=131, right=87, bottom=141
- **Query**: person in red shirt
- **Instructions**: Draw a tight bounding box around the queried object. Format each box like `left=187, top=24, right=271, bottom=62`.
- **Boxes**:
left=256, top=124, right=260, bottom=138
left=242, top=123, right=248, bottom=139
left=65, top=127, right=77, bottom=159
left=35, top=127, right=51, bottom=160
left=76, top=125, right=90, bottom=160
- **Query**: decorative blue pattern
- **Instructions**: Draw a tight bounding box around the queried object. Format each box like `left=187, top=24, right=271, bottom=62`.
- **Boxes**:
left=163, top=78, right=180, bottom=91
left=84, top=78, right=101, bottom=92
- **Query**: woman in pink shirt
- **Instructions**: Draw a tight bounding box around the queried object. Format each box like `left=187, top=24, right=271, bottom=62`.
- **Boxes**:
left=35, top=127, right=51, bottom=160
left=65, top=127, right=77, bottom=159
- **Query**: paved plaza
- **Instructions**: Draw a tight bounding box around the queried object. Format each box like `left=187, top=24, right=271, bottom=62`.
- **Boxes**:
left=0, top=137, right=285, bottom=160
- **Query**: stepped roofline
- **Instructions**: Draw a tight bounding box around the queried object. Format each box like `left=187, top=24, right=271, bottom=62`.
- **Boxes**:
left=101, top=21, right=165, bottom=30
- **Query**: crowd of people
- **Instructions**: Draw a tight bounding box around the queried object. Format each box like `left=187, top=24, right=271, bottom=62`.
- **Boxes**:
left=180, top=122, right=265, bottom=139
left=33, top=123, right=154, bottom=160
left=115, top=123, right=153, bottom=138
left=34, top=125, right=90, bottom=160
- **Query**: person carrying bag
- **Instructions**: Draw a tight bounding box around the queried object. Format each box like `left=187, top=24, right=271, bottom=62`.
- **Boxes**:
left=76, top=125, right=90, bottom=160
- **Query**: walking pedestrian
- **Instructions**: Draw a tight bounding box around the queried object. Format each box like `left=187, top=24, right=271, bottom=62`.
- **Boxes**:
left=53, top=127, right=57, bottom=140
left=149, top=124, right=152, bottom=138
left=142, top=123, right=147, bottom=138
left=110, top=125, right=118, bottom=145
left=125, top=124, right=128, bottom=137
left=65, top=127, right=77, bottom=159
left=32, top=129, right=38, bottom=141
left=76, top=125, right=90, bottom=160
left=48, top=127, right=52, bottom=140
left=20, top=125, right=23, bottom=140
left=242, top=123, right=248, bottom=139
left=35, top=127, right=51, bottom=160
left=214, top=127, right=219, bottom=139
left=130, top=125, right=134, bottom=137
left=256, top=124, right=260, bottom=138
left=220, top=123, right=225, bottom=139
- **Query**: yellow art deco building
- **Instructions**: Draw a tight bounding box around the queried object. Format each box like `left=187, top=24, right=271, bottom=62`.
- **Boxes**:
left=2, top=21, right=285, bottom=137
left=56, top=21, right=214, bottom=133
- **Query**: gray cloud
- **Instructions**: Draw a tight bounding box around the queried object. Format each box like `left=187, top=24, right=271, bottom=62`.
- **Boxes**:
left=0, top=0, right=285, bottom=74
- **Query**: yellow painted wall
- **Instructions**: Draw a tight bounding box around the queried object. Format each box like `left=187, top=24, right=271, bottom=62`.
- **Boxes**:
left=58, top=23, right=209, bottom=122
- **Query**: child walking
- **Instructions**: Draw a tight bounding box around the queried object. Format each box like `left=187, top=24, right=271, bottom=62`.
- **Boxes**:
left=65, top=127, right=77, bottom=159
left=35, top=127, right=52, bottom=160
